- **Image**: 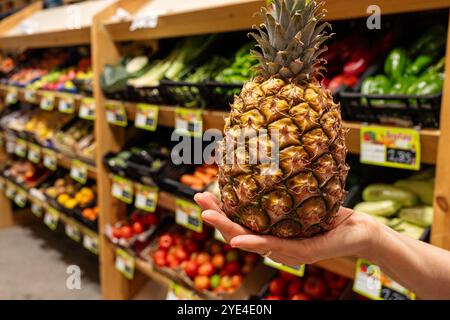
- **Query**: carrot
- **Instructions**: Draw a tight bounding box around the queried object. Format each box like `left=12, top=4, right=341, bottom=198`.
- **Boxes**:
left=194, top=171, right=211, bottom=184
left=191, top=184, right=205, bottom=190
left=180, top=174, right=203, bottom=186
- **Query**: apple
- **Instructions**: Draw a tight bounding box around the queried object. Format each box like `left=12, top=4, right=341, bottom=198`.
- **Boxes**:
left=196, top=252, right=211, bottom=265
left=225, top=250, right=238, bottom=262
left=175, top=248, right=188, bottom=262
left=166, top=254, right=180, bottom=268
left=212, top=254, right=225, bottom=269
left=210, top=274, right=221, bottom=289
left=112, top=226, right=122, bottom=239
left=143, top=213, right=158, bottom=226
left=291, top=293, right=311, bottom=300
left=194, top=275, right=210, bottom=291
left=287, top=279, right=303, bottom=298
left=220, top=275, right=233, bottom=289
left=198, top=262, right=215, bottom=277
left=173, top=233, right=184, bottom=246
left=224, top=261, right=241, bottom=276
left=184, top=260, right=199, bottom=279
left=184, top=238, right=199, bottom=254
left=210, top=243, right=222, bottom=255
left=159, top=234, right=173, bottom=250
left=153, top=250, right=166, bottom=267
left=231, top=274, right=243, bottom=288
left=268, top=278, right=287, bottom=296
left=132, top=221, right=144, bottom=234
left=304, top=276, right=327, bottom=299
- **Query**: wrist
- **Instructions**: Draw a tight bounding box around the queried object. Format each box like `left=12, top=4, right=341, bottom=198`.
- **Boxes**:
left=351, top=212, right=384, bottom=263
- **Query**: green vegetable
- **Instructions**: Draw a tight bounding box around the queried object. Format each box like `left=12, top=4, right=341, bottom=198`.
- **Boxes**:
left=394, top=179, right=434, bottom=205
left=362, top=183, right=418, bottom=207
left=406, top=72, right=444, bottom=96
left=410, top=25, right=447, bottom=56
left=384, top=48, right=409, bottom=80
left=391, top=220, right=426, bottom=240
left=390, top=76, right=416, bottom=95
left=399, top=206, right=433, bottom=227
left=406, top=54, right=435, bottom=76
left=100, top=64, right=128, bottom=93
left=407, top=168, right=435, bottom=181
left=360, top=75, right=391, bottom=105
left=425, top=57, right=445, bottom=74
left=354, top=200, right=401, bottom=217
left=125, top=56, right=149, bottom=78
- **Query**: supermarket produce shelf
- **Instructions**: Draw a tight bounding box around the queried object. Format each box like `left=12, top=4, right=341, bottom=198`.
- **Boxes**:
left=103, top=0, right=450, bottom=42
left=0, top=0, right=115, bottom=49
left=56, top=153, right=97, bottom=180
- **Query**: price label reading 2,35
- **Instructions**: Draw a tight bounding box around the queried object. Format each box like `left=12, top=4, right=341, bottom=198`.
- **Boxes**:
left=360, top=126, right=420, bottom=171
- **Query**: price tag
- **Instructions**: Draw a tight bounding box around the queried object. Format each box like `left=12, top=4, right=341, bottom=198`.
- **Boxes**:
left=24, top=89, right=37, bottom=103
left=174, top=108, right=203, bottom=138
left=166, top=282, right=197, bottom=300
left=105, top=101, right=127, bottom=127
left=111, top=175, right=134, bottom=204
left=360, top=126, right=420, bottom=170
left=5, top=181, right=16, bottom=199
left=175, top=198, right=202, bottom=233
left=134, top=103, right=159, bottom=131
left=214, top=228, right=226, bottom=243
left=353, top=259, right=415, bottom=300
left=82, top=228, right=99, bottom=255
left=27, top=143, right=41, bottom=164
left=5, top=87, right=18, bottom=105
left=14, top=139, right=27, bottom=158
left=58, top=95, right=75, bottom=114
left=79, top=97, right=95, bottom=120
left=70, top=160, right=87, bottom=184
left=65, top=219, right=81, bottom=242
left=14, top=188, right=28, bottom=208
left=264, top=257, right=305, bottom=277
left=44, top=207, right=60, bottom=231
left=134, top=183, right=158, bottom=212
left=31, top=201, right=43, bottom=218
left=40, top=92, right=55, bottom=111
left=115, top=248, right=135, bottom=280
left=42, top=148, right=57, bottom=171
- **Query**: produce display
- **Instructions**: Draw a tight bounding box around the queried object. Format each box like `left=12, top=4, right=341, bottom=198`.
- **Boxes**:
left=53, top=119, right=95, bottom=161
left=2, top=160, right=51, bottom=189
left=354, top=169, right=435, bottom=239
left=262, top=267, right=350, bottom=300
left=44, top=175, right=96, bottom=210
left=144, top=227, right=260, bottom=296
left=359, top=26, right=446, bottom=100
left=218, top=0, right=348, bottom=238
left=179, top=164, right=218, bottom=191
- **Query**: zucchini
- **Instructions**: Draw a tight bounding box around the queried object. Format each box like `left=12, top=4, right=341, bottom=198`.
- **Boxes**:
left=362, top=183, right=418, bottom=207
left=398, top=206, right=433, bottom=227
left=391, top=220, right=426, bottom=240
left=393, top=179, right=434, bottom=205
left=354, top=200, right=401, bottom=217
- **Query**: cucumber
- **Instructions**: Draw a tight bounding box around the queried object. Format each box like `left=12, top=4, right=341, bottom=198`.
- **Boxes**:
left=392, top=221, right=425, bottom=240
left=394, top=179, right=434, bottom=205
left=362, top=183, right=418, bottom=207
left=399, top=206, right=433, bottom=227
left=126, top=56, right=150, bottom=78
left=354, top=200, right=401, bottom=217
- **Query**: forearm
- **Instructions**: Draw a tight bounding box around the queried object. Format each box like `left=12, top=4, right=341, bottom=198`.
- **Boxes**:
left=363, top=220, right=450, bottom=299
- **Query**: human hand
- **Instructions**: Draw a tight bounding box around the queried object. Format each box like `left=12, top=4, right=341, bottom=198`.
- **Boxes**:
left=194, top=192, right=380, bottom=266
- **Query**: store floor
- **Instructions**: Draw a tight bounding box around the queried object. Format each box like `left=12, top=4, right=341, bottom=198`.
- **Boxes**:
left=0, top=221, right=166, bottom=300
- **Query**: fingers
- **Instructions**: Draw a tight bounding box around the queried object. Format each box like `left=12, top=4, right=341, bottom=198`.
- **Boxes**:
left=194, top=192, right=224, bottom=214
left=201, top=210, right=249, bottom=242
left=229, top=234, right=283, bottom=255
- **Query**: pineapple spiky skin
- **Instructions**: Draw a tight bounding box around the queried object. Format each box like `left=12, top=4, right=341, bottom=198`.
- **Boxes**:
left=217, top=0, right=349, bottom=238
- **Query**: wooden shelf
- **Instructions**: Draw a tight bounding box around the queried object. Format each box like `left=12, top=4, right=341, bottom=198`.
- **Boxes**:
left=0, top=0, right=115, bottom=49
left=104, top=0, right=450, bottom=42
left=56, top=153, right=97, bottom=180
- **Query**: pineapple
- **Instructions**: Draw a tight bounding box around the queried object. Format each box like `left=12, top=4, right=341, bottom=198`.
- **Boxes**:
left=218, top=0, right=349, bottom=238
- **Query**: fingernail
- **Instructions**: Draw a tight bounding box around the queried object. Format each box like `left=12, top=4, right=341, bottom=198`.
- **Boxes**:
left=193, top=193, right=203, bottom=202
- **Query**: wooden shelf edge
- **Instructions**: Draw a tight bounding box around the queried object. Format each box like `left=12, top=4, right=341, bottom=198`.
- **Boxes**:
left=315, top=257, right=356, bottom=280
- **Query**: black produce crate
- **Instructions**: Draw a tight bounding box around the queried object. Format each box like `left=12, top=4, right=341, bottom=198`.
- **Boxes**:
left=339, top=91, right=441, bottom=128
left=156, top=163, right=207, bottom=199
left=203, top=82, right=243, bottom=110
left=103, top=152, right=128, bottom=177
left=127, top=85, right=163, bottom=104
left=159, top=80, right=207, bottom=108
left=72, top=79, right=93, bottom=96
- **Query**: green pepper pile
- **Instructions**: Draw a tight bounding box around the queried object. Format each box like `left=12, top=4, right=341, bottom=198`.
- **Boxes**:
left=361, top=25, right=446, bottom=105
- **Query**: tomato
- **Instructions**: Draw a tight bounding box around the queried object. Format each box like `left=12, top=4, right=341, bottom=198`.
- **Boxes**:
left=184, top=260, right=199, bottom=279
left=198, top=262, right=215, bottom=277
left=112, top=226, right=122, bottom=239
left=153, top=250, right=166, bottom=267
left=194, top=275, right=210, bottom=291
left=184, top=238, right=199, bottom=254
left=224, top=261, right=241, bottom=276
left=175, top=248, right=188, bottom=262
left=196, top=252, right=211, bottom=265
left=211, top=254, right=225, bottom=269
left=166, top=253, right=180, bottom=269
left=159, top=234, right=173, bottom=250
left=279, top=270, right=299, bottom=282
left=231, top=274, right=243, bottom=288
left=143, top=213, right=158, bottom=226
left=265, top=295, right=283, bottom=300
left=121, top=226, right=133, bottom=239
left=304, top=275, right=327, bottom=299
left=210, top=243, right=222, bottom=255
left=132, top=221, right=144, bottom=234
left=268, top=278, right=287, bottom=296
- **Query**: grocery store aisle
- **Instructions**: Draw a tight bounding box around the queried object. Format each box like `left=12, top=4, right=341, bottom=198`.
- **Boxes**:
left=0, top=222, right=101, bottom=300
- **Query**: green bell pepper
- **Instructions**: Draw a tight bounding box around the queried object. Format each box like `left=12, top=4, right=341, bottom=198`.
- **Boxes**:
left=390, top=76, right=417, bottom=95
left=425, top=57, right=445, bottom=74
left=361, top=75, right=391, bottom=105
left=406, top=54, right=435, bottom=76
left=384, top=48, right=409, bottom=80
left=410, top=25, right=447, bottom=56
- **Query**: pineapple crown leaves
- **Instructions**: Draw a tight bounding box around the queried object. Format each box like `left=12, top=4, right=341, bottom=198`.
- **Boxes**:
left=250, top=0, right=333, bottom=82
